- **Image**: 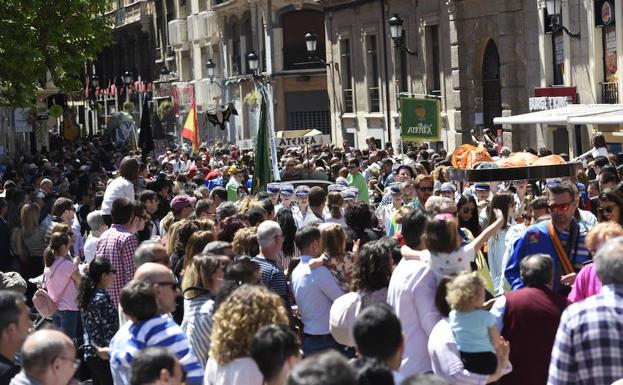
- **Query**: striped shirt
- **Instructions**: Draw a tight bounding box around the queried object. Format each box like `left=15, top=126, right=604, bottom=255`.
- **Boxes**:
left=252, top=255, right=290, bottom=308
left=181, top=296, right=215, bottom=368
left=110, top=314, right=204, bottom=385
left=487, top=227, right=509, bottom=295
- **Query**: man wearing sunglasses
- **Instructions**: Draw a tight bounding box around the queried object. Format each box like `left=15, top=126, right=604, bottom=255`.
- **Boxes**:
left=409, top=175, right=434, bottom=214
left=505, top=181, right=590, bottom=293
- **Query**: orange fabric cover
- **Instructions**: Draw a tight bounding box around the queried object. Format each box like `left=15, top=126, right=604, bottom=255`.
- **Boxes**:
left=451, top=144, right=494, bottom=169
left=496, top=152, right=540, bottom=168
left=531, top=155, right=566, bottom=166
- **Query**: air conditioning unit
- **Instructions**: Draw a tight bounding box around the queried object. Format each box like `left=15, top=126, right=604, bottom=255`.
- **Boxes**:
left=168, top=19, right=188, bottom=48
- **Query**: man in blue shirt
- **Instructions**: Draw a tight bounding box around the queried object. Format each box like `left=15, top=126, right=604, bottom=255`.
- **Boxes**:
left=253, top=220, right=290, bottom=309
left=291, top=226, right=345, bottom=356
left=505, top=181, right=590, bottom=293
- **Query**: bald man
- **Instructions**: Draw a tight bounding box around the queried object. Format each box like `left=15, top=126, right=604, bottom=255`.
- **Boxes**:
left=10, top=330, right=77, bottom=385
left=109, top=263, right=203, bottom=385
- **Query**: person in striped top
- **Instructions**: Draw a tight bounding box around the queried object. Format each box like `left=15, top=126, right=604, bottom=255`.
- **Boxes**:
left=181, top=254, right=230, bottom=368
left=109, top=264, right=204, bottom=385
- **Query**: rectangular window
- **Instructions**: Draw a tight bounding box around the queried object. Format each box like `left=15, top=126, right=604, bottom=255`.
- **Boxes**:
left=395, top=30, right=409, bottom=93
left=366, top=34, right=380, bottom=112
left=340, top=38, right=354, bottom=113
left=552, top=32, right=564, bottom=85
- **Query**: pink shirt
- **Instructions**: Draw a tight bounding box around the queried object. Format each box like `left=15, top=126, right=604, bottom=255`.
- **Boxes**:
left=568, top=263, right=602, bottom=303
left=44, top=257, right=78, bottom=311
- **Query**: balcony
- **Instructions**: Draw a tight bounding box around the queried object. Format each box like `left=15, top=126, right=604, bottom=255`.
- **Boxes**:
left=114, top=0, right=150, bottom=28
left=168, top=19, right=189, bottom=49
left=602, top=82, right=619, bottom=104
left=192, top=79, right=222, bottom=111
left=187, top=12, right=216, bottom=43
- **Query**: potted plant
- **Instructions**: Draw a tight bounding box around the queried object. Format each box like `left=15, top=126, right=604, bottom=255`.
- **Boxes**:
left=244, top=89, right=261, bottom=110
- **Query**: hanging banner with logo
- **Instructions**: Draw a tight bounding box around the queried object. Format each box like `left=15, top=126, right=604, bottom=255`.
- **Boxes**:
left=400, top=97, right=441, bottom=142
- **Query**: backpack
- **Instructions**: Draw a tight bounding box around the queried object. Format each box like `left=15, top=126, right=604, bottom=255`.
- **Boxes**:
left=32, top=261, right=64, bottom=318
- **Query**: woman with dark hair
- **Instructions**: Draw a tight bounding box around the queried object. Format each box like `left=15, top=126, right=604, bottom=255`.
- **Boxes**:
left=457, top=194, right=481, bottom=237
left=78, top=257, right=118, bottom=385
left=101, top=156, right=139, bottom=225
left=43, top=232, right=81, bottom=339
left=276, top=208, right=298, bottom=270
left=485, top=192, right=516, bottom=294
left=216, top=216, right=246, bottom=243
left=344, top=202, right=379, bottom=250
left=597, top=188, right=623, bottom=226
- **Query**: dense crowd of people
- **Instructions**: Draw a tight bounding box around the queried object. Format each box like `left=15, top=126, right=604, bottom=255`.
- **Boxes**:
left=0, top=132, right=622, bottom=385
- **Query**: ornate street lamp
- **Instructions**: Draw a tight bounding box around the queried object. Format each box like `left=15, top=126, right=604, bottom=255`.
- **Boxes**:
left=545, top=0, right=580, bottom=38
left=388, top=14, right=416, bottom=55
left=305, top=32, right=318, bottom=54
left=206, top=59, right=216, bottom=79
left=247, top=51, right=259, bottom=73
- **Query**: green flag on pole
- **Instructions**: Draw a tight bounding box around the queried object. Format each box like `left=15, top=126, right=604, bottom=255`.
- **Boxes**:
left=252, top=88, right=272, bottom=194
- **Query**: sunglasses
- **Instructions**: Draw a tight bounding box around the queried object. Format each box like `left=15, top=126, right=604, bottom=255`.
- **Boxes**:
left=548, top=201, right=573, bottom=213
left=418, top=187, right=434, bottom=192
left=598, top=206, right=616, bottom=214
left=461, top=206, right=476, bottom=214
left=154, top=281, right=180, bottom=290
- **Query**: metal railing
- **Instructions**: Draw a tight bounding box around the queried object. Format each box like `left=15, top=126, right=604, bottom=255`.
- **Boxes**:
left=602, top=82, right=619, bottom=104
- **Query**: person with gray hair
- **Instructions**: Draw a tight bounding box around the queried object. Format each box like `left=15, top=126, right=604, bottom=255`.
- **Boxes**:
left=9, top=330, right=77, bottom=385
left=133, top=240, right=170, bottom=267
left=216, top=201, right=237, bottom=223
left=549, top=236, right=623, bottom=384
left=489, top=253, right=567, bottom=385
left=84, top=210, right=108, bottom=263
left=252, top=221, right=290, bottom=309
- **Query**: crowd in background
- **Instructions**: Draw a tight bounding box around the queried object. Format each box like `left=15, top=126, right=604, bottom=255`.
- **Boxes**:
left=0, top=132, right=622, bottom=385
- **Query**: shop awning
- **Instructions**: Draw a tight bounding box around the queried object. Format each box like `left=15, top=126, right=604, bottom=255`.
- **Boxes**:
left=493, top=104, right=623, bottom=125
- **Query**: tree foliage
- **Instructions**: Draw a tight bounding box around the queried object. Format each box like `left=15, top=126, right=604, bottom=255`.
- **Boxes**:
left=0, top=0, right=112, bottom=106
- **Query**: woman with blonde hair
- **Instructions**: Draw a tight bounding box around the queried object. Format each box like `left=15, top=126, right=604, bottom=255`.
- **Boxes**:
left=205, top=285, right=289, bottom=385
left=231, top=226, right=259, bottom=259
left=15, top=203, right=47, bottom=282
left=317, top=223, right=355, bottom=291
left=568, top=221, right=623, bottom=302
left=181, top=253, right=230, bottom=369
left=43, top=232, right=81, bottom=339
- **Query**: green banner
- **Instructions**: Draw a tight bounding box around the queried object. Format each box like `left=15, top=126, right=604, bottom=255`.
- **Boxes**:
left=400, top=97, right=441, bottom=142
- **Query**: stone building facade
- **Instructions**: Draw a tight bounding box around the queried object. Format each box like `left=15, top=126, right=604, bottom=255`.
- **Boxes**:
left=321, top=0, right=623, bottom=154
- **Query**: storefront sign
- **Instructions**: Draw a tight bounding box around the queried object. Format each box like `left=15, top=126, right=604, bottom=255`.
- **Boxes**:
left=528, top=96, right=568, bottom=111
left=596, top=0, right=616, bottom=26
left=400, top=97, right=441, bottom=142
left=534, top=86, right=577, bottom=103
left=238, top=134, right=331, bottom=150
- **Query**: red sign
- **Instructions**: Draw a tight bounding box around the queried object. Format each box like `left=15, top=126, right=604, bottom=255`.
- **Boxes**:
left=534, top=86, right=577, bottom=104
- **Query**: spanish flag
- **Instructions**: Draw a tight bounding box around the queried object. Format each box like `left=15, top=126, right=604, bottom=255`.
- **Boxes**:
left=181, top=102, right=200, bottom=151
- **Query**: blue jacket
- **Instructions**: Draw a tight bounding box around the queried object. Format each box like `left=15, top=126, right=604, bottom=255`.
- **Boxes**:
left=505, top=220, right=589, bottom=292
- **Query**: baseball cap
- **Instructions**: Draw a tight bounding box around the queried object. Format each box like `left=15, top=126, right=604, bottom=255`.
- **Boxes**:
left=267, top=183, right=281, bottom=195
left=474, top=184, right=490, bottom=192
left=280, top=183, right=294, bottom=195
left=328, top=184, right=345, bottom=193
left=440, top=182, right=456, bottom=193
left=171, top=194, right=197, bottom=213
left=295, top=185, right=310, bottom=197
left=389, top=183, right=401, bottom=195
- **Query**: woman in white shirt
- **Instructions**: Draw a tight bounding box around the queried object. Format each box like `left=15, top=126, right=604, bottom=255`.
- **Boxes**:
left=101, top=156, right=139, bottom=224
left=204, top=285, right=289, bottom=385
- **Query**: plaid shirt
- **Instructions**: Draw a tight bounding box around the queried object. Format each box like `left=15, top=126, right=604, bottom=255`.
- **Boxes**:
left=96, top=224, right=139, bottom=307
left=548, top=284, right=623, bottom=385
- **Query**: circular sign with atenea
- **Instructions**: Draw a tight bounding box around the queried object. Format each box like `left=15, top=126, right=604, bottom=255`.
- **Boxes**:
left=602, top=0, right=613, bottom=25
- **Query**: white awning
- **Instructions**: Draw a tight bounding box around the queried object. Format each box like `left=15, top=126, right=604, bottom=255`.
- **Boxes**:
left=493, top=104, right=623, bottom=125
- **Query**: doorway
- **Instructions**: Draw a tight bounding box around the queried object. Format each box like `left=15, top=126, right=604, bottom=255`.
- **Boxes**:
left=482, top=40, right=502, bottom=130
